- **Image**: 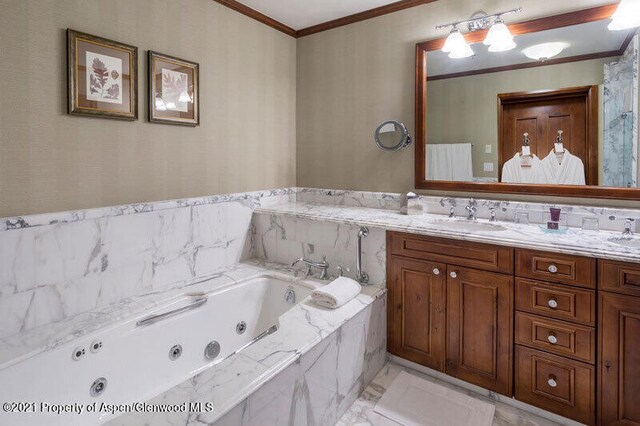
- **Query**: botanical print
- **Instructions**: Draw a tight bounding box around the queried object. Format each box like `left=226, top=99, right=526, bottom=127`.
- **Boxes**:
left=161, top=68, right=189, bottom=112
left=86, top=51, right=123, bottom=104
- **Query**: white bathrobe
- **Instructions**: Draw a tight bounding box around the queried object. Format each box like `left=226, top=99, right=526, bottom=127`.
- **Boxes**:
left=541, top=149, right=586, bottom=185
left=501, top=154, right=546, bottom=184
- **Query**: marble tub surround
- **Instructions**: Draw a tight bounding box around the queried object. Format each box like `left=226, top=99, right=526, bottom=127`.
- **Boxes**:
left=253, top=212, right=387, bottom=286
left=0, top=189, right=299, bottom=340
left=105, top=267, right=387, bottom=426
left=256, top=201, right=640, bottom=263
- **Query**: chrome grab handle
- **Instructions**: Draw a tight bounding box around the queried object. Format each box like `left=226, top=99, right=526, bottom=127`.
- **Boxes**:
left=547, top=334, right=558, bottom=344
left=433, top=268, right=440, bottom=275
left=136, top=297, right=207, bottom=327
left=547, top=298, right=558, bottom=309
left=548, top=264, right=558, bottom=274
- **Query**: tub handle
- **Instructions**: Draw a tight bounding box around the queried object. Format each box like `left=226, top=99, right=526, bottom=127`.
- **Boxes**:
left=136, top=297, right=207, bottom=327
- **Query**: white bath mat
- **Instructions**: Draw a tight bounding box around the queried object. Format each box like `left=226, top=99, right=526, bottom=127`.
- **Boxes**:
left=373, top=371, right=495, bottom=426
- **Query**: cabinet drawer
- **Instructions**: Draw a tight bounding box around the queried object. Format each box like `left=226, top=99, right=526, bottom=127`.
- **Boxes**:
left=388, top=232, right=513, bottom=274
left=516, top=249, right=595, bottom=289
left=515, top=346, right=595, bottom=425
left=515, top=279, right=596, bottom=326
left=515, top=313, right=595, bottom=364
left=599, top=259, right=640, bottom=297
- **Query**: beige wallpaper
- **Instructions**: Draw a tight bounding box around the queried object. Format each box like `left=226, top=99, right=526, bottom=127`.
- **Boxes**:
left=0, top=0, right=296, bottom=217
left=296, top=0, right=640, bottom=207
left=426, top=58, right=609, bottom=179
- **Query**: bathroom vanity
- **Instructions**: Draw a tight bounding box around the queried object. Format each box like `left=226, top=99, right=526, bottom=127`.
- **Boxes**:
left=387, top=231, right=639, bottom=425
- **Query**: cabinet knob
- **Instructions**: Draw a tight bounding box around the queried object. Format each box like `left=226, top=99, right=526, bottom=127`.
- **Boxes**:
left=547, top=298, right=558, bottom=309
left=547, top=334, right=558, bottom=344
left=547, top=375, right=557, bottom=388
left=432, top=268, right=440, bottom=275
left=548, top=264, right=558, bottom=273
left=449, top=271, right=457, bottom=279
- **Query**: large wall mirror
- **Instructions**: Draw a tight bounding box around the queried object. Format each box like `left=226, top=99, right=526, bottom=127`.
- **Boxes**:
left=415, top=4, right=640, bottom=200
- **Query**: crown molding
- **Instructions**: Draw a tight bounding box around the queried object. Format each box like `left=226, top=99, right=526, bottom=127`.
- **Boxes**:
left=214, top=0, right=440, bottom=38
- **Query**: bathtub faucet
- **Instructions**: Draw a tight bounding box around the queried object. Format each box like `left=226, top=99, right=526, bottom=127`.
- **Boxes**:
left=291, top=256, right=330, bottom=280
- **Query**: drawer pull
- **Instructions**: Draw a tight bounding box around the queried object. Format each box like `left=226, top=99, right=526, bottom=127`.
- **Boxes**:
left=547, top=375, right=557, bottom=388
left=433, top=268, right=440, bottom=275
left=548, top=264, right=558, bottom=273
left=547, top=334, right=558, bottom=344
left=449, top=271, right=457, bottom=279
left=547, top=298, right=558, bottom=309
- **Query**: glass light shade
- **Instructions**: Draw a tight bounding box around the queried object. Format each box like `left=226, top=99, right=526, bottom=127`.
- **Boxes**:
left=442, top=29, right=465, bottom=53
left=448, top=42, right=475, bottom=59
left=522, top=42, right=569, bottom=61
left=488, top=38, right=516, bottom=52
left=608, top=0, right=640, bottom=30
left=483, top=20, right=513, bottom=46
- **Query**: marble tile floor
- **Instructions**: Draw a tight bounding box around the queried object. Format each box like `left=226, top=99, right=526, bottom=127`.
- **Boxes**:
left=337, top=362, right=580, bottom=426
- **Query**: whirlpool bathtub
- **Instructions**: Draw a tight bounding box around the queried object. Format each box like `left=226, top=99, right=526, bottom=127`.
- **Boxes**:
left=0, top=275, right=313, bottom=425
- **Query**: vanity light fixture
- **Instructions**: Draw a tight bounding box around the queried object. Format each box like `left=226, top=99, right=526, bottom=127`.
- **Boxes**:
left=437, top=7, right=521, bottom=58
left=522, top=42, right=569, bottom=61
left=608, top=0, right=640, bottom=30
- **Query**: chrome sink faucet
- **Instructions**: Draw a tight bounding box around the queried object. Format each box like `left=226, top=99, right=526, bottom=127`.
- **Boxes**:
left=292, top=256, right=330, bottom=280
left=623, top=218, right=635, bottom=237
left=465, top=199, right=477, bottom=221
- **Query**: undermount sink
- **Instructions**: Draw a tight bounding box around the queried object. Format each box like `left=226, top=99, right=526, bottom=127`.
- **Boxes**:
left=607, top=237, right=640, bottom=248
left=432, top=218, right=508, bottom=232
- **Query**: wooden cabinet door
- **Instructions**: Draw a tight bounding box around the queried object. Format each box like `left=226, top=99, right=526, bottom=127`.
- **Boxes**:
left=599, top=293, right=640, bottom=426
left=388, top=256, right=447, bottom=371
left=446, top=266, right=514, bottom=395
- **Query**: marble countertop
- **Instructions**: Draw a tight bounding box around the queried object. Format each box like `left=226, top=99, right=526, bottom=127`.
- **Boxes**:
left=256, top=202, right=640, bottom=263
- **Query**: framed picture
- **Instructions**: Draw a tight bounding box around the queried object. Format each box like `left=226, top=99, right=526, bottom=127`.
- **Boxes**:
left=67, top=29, right=138, bottom=120
left=148, top=51, right=199, bottom=126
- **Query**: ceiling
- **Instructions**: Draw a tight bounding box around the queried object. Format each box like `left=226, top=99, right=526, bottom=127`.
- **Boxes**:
left=427, top=19, right=632, bottom=77
left=232, top=0, right=402, bottom=30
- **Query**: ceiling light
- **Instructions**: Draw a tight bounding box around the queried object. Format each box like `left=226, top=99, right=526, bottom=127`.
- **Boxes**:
left=483, top=17, right=514, bottom=47
left=488, top=38, right=517, bottom=52
left=442, top=28, right=474, bottom=58
left=608, top=0, right=640, bottom=30
left=522, top=42, right=569, bottom=61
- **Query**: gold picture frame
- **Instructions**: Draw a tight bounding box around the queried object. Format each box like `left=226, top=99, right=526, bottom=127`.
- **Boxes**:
left=67, top=29, right=138, bottom=120
left=148, top=51, right=199, bottom=126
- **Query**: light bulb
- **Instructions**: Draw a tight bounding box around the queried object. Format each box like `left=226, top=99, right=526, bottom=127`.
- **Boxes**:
left=608, top=0, right=640, bottom=30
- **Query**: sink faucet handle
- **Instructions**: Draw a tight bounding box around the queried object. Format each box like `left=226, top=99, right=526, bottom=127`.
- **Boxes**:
left=449, top=206, right=455, bottom=218
left=623, top=218, right=635, bottom=236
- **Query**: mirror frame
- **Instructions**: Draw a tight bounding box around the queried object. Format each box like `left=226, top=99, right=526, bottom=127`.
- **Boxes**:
left=415, top=3, right=640, bottom=200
